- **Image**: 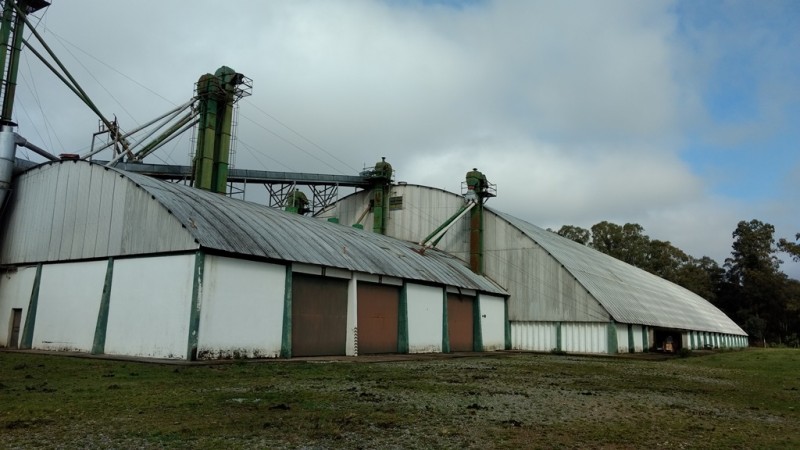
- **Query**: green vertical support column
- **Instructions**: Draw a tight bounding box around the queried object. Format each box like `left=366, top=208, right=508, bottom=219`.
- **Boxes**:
left=441, top=289, right=450, bottom=353
left=1, top=7, right=25, bottom=121
left=92, top=258, right=114, bottom=355
left=186, top=251, right=205, bottom=361
left=280, top=266, right=293, bottom=358
left=372, top=185, right=388, bottom=234
left=556, top=322, right=563, bottom=352
left=20, top=263, right=42, bottom=350
left=473, top=294, right=483, bottom=352
left=607, top=321, right=618, bottom=355
left=504, top=298, right=511, bottom=350
left=627, top=324, right=634, bottom=353
left=397, top=283, right=409, bottom=353
left=642, top=326, right=649, bottom=352
left=469, top=202, right=484, bottom=274
left=0, top=0, right=15, bottom=119
left=213, top=99, right=233, bottom=193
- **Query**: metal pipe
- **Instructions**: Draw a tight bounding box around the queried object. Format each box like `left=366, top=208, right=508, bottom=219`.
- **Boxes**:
left=1, top=127, right=17, bottom=210
left=133, top=112, right=197, bottom=160
left=14, top=133, right=58, bottom=161
left=81, top=99, right=194, bottom=160
left=419, top=201, right=475, bottom=246
left=14, top=2, right=127, bottom=155
left=419, top=201, right=476, bottom=250
left=106, top=116, right=198, bottom=166
left=0, top=0, right=25, bottom=121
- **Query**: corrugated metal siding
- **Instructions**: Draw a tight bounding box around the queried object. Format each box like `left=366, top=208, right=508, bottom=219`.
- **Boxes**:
left=494, top=210, right=746, bottom=336
left=0, top=162, right=198, bottom=264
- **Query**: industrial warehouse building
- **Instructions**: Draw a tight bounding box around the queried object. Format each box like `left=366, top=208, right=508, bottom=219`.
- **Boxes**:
left=321, top=183, right=748, bottom=353
left=0, top=161, right=508, bottom=360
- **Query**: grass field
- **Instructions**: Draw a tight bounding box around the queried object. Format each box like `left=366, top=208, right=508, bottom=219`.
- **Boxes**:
left=1, top=349, right=798, bottom=449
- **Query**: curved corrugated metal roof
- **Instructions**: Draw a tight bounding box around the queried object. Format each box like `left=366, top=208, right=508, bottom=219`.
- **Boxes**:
left=492, top=210, right=746, bottom=335
left=114, top=167, right=505, bottom=296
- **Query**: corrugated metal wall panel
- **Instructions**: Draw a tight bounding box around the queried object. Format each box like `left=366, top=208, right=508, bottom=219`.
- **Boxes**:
left=292, top=274, right=348, bottom=357
left=447, top=293, right=474, bottom=352
left=356, top=282, right=399, bottom=354
left=0, top=163, right=198, bottom=265
left=510, top=321, right=558, bottom=352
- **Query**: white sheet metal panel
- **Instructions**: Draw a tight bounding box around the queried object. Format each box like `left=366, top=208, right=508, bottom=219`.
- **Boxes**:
left=32, top=261, right=106, bottom=352
left=632, top=325, right=644, bottom=352
left=616, top=324, right=630, bottom=353
left=562, top=322, right=607, bottom=354
left=479, top=294, right=506, bottom=351
left=511, top=321, right=558, bottom=352
left=0, top=162, right=198, bottom=264
left=406, top=283, right=443, bottom=353
left=197, top=256, right=285, bottom=359
left=105, top=254, right=194, bottom=359
left=0, top=266, right=37, bottom=347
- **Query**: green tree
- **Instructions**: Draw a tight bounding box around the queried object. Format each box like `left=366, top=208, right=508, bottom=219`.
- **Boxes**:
left=721, top=220, right=792, bottom=344
left=778, top=233, right=800, bottom=262
left=556, top=225, right=591, bottom=245
left=590, top=221, right=649, bottom=268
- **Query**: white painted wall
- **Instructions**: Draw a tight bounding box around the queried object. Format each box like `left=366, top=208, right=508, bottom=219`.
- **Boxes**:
left=105, top=254, right=194, bottom=359
left=32, top=261, right=107, bottom=352
left=0, top=266, right=37, bottom=347
left=511, top=321, right=558, bottom=352
left=631, top=325, right=644, bottom=352
left=197, top=256, right=286, bottom=359
left=616, top=324, right=629, bottom=353
left=562, top=322, right=607, bottom=354
left=479, top=294, right=506, bottom=351
left=406, top=283, right=442, bottom=353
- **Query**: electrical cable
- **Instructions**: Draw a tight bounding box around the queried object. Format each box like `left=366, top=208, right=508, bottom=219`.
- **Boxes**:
left=243, top=98, right=358, bottom=173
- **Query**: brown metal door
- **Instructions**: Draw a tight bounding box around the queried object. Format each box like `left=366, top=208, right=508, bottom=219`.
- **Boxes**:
left=292, top=274, right=348, bottom=357
left=9, top=308, right=22, bottom=349
left=447, top=294, right=474, bottom=352
left=357, top=283, right=399, bottom=354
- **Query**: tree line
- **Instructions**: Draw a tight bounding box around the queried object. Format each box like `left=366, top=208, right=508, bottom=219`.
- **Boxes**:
left=552, top=220, right=800, bottom=347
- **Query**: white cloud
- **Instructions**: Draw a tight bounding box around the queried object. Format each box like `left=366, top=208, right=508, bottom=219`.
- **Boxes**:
left=11, top=0, right=799, bottom=279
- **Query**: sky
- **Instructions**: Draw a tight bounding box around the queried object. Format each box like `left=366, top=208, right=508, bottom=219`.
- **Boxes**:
left=10, top=0, right=800, bottom=278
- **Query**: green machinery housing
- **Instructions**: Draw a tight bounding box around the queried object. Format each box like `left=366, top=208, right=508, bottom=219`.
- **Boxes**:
left=191, top=66, right=251, bottom=193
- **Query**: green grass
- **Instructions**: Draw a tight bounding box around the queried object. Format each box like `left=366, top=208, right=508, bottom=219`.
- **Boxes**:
left=1, top=349, right=798, bottom=449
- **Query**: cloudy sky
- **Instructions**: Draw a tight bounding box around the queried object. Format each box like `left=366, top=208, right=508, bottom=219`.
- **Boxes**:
left=12, top=0, right=800, bottom=278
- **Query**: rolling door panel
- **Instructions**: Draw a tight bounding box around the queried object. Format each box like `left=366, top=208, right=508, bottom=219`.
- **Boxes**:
left=292, top=274, right=348, bottom=357
left=448, top=293, right=474, bottom=352
left=357, top=283, right=399, bottom=354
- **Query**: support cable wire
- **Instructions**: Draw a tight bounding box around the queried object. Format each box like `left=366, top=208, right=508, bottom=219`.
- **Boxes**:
left=20, top=53, right=61, bottom=152
left=243, top=98, right=358, bottom=173
left=43, top=27, right=177, bottom=107
left=12, top=1, right=131, bottom=156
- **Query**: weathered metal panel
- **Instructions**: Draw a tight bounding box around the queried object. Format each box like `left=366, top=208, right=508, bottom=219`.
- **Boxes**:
left=479, top=294, right=505, bottom=351
left=197, top=255, right=285, bottom=359
left=562, top=322, right=607, bottom=354
left=356, top=282, right=399, bottom=354
left=406, top=283, right=443, bottom=353
left=47, top=164, right=69, bottom=261
left=106, top=254, right=195, bottom=359
left=0, top=266, right=37, bottom=347
left=0, top=163, right=199, bottom=265
left=511, top=321, right=558, bottom=352
left=447, top=293, right=473, bottom=352
left=33, top=260, right=106, bottom=352
left=292, top=273, right=348, bottom=357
